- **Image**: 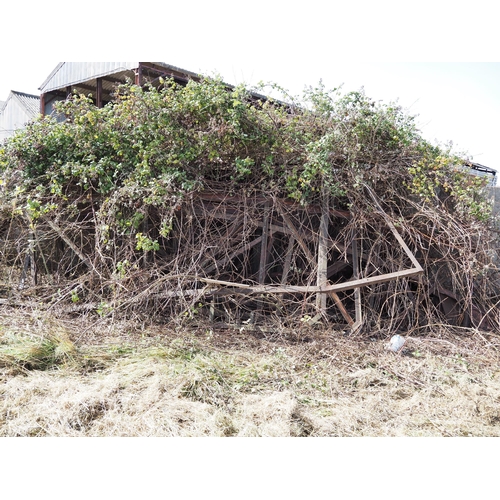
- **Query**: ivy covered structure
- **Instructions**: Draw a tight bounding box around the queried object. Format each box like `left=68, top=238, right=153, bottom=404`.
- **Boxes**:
left=0, top=65, right=499, bottom=335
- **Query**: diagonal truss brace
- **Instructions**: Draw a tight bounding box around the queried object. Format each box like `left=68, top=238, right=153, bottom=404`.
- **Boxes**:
left=199, top=186, right=423, bottom=299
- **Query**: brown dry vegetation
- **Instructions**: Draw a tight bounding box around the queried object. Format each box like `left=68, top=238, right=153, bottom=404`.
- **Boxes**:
left=2, top=308, right=500, bottom=437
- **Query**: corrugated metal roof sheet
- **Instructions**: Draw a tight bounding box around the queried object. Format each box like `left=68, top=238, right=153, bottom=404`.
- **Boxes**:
left=39, top=62, right=140, bottom=93
left=0, top=91, right=39, bottom=141
left=39, top=62, right=201, bottom=93
left=12, top=91, right=40, bottom=116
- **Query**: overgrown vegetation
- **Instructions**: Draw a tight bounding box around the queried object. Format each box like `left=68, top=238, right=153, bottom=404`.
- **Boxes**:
left=0, top=76, right=498, bottom=332
left=2, top=311, right=500, bottom=437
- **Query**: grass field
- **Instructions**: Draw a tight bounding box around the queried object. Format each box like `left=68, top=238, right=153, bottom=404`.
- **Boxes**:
left=2, top=308, right=500, bottom=437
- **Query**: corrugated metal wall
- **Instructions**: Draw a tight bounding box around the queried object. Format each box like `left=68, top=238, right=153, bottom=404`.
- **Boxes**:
left=40, top=62, right=139, bottom=93
left=487, top=187, right=500, bottom=216
left=0, top=94, right=36, bottom=141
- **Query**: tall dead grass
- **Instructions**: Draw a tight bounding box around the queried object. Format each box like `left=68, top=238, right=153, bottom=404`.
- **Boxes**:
left=2, top=309, right=500, bottom=436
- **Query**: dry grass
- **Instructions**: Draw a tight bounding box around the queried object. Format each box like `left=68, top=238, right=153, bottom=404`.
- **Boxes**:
left=2, top=308, right=500, bottom=437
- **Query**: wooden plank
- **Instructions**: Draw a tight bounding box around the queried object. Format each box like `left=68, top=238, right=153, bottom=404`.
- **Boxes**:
left=46, top=220, right=92, bottom=269
left=276, top=203, right=315, bottom=262
left=316, top=191, right=329, bottom=311
left=352, top=234, right=363, bottom=325
left=328, top=291, right=354, bottom=326
left=365, top=185, right=423, bottom=272
left=209, top=267, right=423, bottom=295
left=200, top=277, right=250, bottom=288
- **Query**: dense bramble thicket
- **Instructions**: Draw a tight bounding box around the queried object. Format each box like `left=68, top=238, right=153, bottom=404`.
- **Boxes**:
left=1, top=78, right=490, bottom=219
left=0, top=77, right=497, bottom=331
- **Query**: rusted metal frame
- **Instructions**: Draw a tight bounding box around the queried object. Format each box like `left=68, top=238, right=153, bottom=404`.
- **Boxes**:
left=96, top=78, right=103, bottom=108
left=40, top=93, right=45, bottom=115
left=135, top=64, right=143, bottom=86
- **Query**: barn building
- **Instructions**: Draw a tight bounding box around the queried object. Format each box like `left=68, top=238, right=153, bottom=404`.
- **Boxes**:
left=0, top=90, right=40, bottom=141
left=38, top=62, right=202, bottom=116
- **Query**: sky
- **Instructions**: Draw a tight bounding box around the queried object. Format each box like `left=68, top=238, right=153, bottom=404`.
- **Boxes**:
left=1, top=2, right=499, bottom=178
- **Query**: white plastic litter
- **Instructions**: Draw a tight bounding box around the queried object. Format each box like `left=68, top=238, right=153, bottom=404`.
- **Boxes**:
left=388, top=334, right=406, bottom=352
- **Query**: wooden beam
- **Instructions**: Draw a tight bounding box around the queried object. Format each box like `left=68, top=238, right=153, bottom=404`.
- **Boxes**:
left=364, top=185, right=423, bottom=272
left=206, top=267, right=423, bottom=295
left=328, top=291, right=354, bottom=326
left=46, top=220, right=91, bottom=270
left=276, top=203, right=315, bottom=262
left=316, top=191, right=329, bottom=311
left=201, top=277, right=249, bottom=288
left=352, top=234, right=363, bottom=325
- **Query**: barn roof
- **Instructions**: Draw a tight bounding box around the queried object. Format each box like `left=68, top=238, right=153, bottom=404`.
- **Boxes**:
left=39, top=62, right=201, bottom=94
left=0, top=91, right=40, bottom=140
left=10, top=91, right=40, bottom=116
